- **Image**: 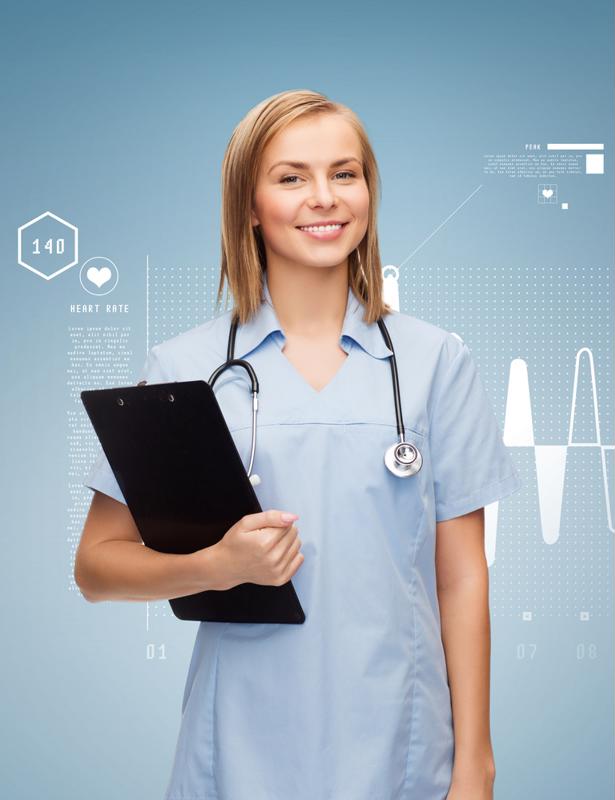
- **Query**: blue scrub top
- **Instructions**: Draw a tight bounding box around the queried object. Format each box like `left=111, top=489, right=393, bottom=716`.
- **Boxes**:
left=84, top=273, right=522, bottom=800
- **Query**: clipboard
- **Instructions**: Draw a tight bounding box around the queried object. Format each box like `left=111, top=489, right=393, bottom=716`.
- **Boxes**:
left=81, top=379, right=306, bottom=625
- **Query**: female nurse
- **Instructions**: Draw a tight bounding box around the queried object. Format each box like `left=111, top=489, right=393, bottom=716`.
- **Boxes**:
left=76, top=89, right=522, bottom=800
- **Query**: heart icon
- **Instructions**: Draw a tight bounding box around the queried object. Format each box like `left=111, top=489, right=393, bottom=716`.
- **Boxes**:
left=87, top=266, right=112, bottom=288
left=542, top=189, right=554, bottom=199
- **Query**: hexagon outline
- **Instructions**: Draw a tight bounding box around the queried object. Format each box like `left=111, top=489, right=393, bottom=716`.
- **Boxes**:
left=17, top=211, right=79, bottom=281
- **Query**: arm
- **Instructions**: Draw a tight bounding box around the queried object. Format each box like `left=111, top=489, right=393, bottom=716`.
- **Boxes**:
left=74, top=491, right=227, bottom=603
left=436, top=507, right=496, bottom=796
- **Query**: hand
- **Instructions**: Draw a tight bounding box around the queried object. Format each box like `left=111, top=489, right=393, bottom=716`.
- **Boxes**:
left=212, top=509, right=304, bottom=590
left=446, top=760, right=495, bottom=800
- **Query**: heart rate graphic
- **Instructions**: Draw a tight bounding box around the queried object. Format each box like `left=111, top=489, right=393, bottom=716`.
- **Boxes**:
left=86, top=265, right=112, bottom=288
left=79, top=256, right=119, bottom=295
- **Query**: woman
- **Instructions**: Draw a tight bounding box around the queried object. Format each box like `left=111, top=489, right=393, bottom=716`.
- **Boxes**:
left=76, top=89, right=522, bottom=800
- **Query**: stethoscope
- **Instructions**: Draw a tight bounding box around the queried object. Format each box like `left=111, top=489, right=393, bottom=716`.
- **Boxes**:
left=207, top=313, right=423, bottom=487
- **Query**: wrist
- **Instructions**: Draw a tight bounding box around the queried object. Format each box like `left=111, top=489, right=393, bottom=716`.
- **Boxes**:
left=188, top=543, right=232, bottom=592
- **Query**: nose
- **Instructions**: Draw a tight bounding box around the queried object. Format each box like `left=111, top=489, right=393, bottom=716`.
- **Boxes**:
left=308, top=175, right=338, bottom=208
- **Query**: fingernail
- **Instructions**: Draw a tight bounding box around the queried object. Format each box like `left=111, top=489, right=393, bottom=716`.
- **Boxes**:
left=281, top=512, right=299, bottom=522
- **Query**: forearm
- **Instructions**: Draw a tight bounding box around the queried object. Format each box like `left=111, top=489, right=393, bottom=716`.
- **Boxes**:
left=77, top=541, right=224, bottom=603
left=437, top=565, right=496, bottom=774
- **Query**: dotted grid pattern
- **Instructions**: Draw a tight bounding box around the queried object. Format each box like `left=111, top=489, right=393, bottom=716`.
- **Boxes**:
left=399, top=264, right=613, bottom=619
left=149, top=263, right=228, bottom=348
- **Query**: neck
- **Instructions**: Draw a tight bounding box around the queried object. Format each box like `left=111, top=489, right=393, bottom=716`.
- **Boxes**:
left=265, top=262, right=350, bottom=339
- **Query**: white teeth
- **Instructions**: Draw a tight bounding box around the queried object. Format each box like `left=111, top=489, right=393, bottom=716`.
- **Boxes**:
left=299, top=224, right=343, bottom=232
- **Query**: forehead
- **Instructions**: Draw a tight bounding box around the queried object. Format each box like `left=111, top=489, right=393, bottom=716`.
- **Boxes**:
left=261, top=114, right=362, bottom=166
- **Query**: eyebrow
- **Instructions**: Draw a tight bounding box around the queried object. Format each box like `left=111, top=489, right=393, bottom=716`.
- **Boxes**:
left=267, top=157, right=362, bottom=174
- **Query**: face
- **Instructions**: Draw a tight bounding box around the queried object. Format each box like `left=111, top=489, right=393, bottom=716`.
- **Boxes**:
left=250, top=113, right=370, bottom=272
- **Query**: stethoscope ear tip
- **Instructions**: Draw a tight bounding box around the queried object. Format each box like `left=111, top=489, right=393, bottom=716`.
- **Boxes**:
left=249, top=473, right=262, bottom=487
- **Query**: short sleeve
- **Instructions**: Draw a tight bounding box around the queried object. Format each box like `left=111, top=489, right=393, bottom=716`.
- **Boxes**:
left=429, top=337, right=522, bottom=522
left=83, top=345, right=171, bottom=505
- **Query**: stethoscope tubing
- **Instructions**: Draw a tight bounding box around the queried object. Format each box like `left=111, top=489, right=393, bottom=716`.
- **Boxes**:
left=208, top=309, right=422, bottom=480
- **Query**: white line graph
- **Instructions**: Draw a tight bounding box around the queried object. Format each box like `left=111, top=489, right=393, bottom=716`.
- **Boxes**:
left=504, top=347, right=614, bottom=546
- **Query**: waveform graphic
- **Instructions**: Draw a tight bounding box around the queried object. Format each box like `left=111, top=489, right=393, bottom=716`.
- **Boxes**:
left=494, top=348, right=614, bottom=563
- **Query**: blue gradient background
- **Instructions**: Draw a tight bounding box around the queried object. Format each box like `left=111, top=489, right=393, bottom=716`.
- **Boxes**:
left=1, top=1, right=613, bottom=798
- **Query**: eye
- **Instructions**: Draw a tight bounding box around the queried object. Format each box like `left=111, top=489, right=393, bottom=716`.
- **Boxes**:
left=279, top=170, right=356, bottom=185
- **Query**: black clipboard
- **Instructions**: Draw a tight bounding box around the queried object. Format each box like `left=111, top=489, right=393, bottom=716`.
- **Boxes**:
left=81, top=379, right=305, bottom=625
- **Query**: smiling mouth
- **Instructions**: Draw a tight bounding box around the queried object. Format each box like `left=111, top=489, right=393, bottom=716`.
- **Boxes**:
left=296, top=222, right=348, bottom=231
left=295, top=222, right=349, bottom=240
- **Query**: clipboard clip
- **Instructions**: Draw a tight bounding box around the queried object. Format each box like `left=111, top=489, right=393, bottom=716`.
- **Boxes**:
left=137, top=380, right=148, bottom=386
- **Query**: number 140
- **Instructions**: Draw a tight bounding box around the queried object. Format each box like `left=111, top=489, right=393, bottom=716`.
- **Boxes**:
left=32, top=237, right=65, bottom=255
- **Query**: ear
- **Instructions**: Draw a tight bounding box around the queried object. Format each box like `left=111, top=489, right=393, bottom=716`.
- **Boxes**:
left=250, top=209, right=260, bottom=227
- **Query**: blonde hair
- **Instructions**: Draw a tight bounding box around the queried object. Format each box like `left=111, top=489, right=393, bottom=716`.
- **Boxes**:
left=216, top=88, right=392, bottom=325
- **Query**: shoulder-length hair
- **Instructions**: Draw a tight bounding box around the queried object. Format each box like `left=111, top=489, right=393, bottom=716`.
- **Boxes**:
left=216, top=88, right=392, bottom=325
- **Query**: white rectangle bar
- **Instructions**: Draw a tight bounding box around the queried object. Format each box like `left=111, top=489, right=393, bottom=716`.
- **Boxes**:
left=547, top=143, right=604, bottom=150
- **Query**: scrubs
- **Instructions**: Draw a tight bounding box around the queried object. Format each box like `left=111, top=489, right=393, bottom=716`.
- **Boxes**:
left=84, top=273, right=522, bottom=800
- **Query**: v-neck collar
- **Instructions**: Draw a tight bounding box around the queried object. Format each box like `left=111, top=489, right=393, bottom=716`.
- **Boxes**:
left=276, top=333, right=356, bottom=397
left=232, top=271, right=394, bottom=362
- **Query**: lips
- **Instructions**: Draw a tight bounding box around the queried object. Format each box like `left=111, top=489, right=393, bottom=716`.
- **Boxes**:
left=295, top=221, right=349, bottom=241
left=295, top=221, right=348, bottom=229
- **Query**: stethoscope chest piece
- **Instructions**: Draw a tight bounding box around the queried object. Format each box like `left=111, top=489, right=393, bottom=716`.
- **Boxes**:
left=385, top=440, right=423, bottom=478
